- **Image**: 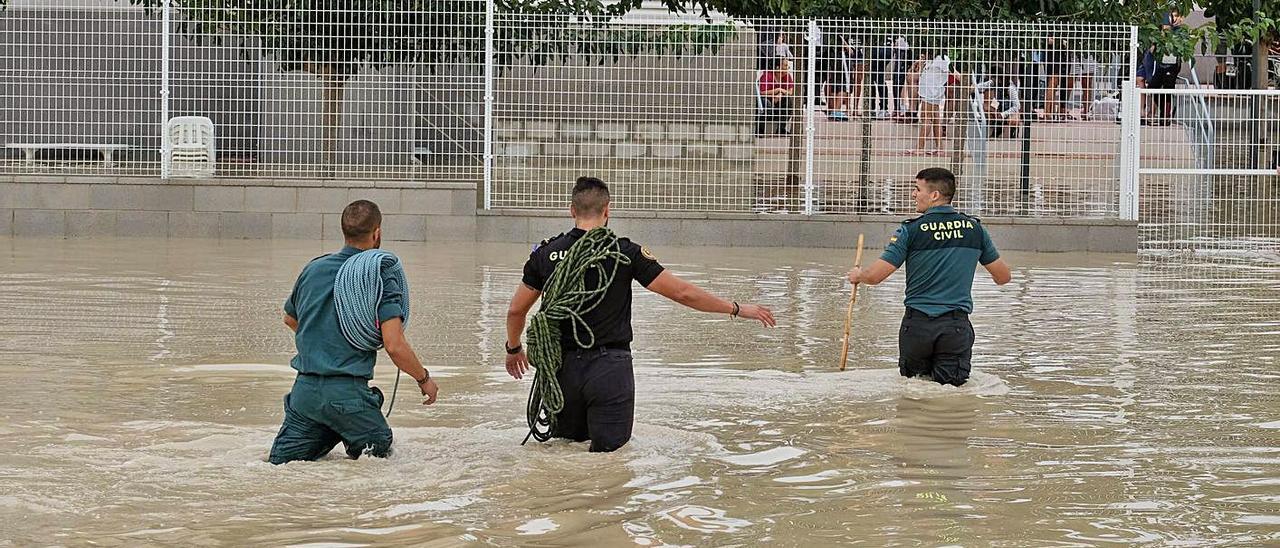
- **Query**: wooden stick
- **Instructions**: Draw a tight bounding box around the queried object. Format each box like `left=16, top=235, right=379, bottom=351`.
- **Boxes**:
left=839, top=234, right=865, bottom=371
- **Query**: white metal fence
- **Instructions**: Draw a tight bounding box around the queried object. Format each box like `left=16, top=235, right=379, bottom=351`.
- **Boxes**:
left=1, top=1, right=486, bottom=181
left=1136, top=88, right=1280, bottom=263
left=487, top=17, right=1138, bottom=216
left=1, top=2, right=1145, bottom=218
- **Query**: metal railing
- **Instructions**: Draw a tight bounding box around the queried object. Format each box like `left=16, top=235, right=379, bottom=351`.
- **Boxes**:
left=1, top=2, right=1139, bottom=218
left=1136, top=87, right=1280, bottom=262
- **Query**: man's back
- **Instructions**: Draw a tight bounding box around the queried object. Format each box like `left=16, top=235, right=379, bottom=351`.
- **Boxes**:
left=522, top=228, right=664, bottom=350
left=287, top=246, right=385, bottom=378
left=883, top=206, right=999, bottom=316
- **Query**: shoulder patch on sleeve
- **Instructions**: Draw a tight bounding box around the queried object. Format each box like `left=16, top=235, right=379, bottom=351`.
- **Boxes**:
left=533, top=232, right=566, bottom=253
left=641, top=245, right=657, bottom=261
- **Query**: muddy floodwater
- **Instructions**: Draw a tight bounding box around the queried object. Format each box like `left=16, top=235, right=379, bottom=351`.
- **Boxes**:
left=1, top=236, right=1277, bottom=546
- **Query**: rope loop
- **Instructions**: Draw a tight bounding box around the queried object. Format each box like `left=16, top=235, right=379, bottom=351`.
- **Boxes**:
left=524, top=227, right=629, bottom=443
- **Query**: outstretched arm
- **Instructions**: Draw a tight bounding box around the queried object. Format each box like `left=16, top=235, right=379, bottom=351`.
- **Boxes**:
left=644, top=270, right=776, bottom=327
left=504, top=284, right=541, bottom=379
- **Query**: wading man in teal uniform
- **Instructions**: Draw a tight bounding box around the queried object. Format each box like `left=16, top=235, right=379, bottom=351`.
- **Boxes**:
left=847, top=168, right=1012, bottom=386
left=270, top=200, right=439, bottom=464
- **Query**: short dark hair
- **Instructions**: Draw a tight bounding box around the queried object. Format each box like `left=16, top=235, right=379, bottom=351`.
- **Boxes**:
left=571, top=176, right=610, bottom=216
left=341, top=200, right=382, bottom=240
left=916, top=167, right=956, bottom=201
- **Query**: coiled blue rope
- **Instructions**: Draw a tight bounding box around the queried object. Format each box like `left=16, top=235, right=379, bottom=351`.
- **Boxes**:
left=334, top=249, right=409, bottom=417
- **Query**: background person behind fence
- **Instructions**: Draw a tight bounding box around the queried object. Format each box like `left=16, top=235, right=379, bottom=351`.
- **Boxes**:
left=757, top=26, right=793, bottom=71
left=1149, top=11, right=1186, bottom=125
left=846, top=34, right=868, bottom=116
left=982, top=65, right=1022, bottom=138
left=1044, top=36, right=1070, bottom=121
left=913, top=51, right=949, bottom=155
left=1073, top=50, right=1098, bottom=117
left=759, top=57, right=795, bottom=135
left=816, top=27, right=851, bottom=121
left=869, top=36, right=893, bottom=117
left=900, top=50, right=927, bottom=124
left=1136, top=41, right=1156, bottom=118
left=891, top=35, right=910, bottom=118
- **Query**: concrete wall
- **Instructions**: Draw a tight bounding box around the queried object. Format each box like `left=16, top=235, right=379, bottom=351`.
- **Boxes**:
left=0, top=175, right=1137, bottom=252
left=495, top=32, right=755, bottom=125
left=476, top=209, right=1136, bottom=253
left=0, top=176, right=476, bottom=240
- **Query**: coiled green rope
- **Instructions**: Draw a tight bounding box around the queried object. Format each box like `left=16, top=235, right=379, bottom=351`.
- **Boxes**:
left=524, top=227, right=630, bottom=444
left=334, top=249, right=409, bottom=417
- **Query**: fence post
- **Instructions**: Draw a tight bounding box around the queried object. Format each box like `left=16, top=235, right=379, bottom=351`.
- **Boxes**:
left=481, top=0, right=495, bottom=210
left=1119, top=26, right=1139, bottom=221
left=159, top=0, right=171, bottom=178
left=804, top=20, right=817, bottom=215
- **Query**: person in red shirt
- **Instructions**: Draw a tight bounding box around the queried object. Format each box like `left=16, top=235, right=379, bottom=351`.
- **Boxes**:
left=759, top=57, right=795, bottom=135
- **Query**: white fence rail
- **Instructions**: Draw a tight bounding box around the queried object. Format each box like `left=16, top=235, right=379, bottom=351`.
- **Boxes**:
left=0, top=2, right=1144, bottom=218
left=1136, top=87, right=1280, bottom=262
left=1, top=2, right=487, bottom=181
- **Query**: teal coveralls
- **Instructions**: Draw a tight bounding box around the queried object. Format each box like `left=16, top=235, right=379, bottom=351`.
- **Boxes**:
left=269, top=246, right=405, bottom=464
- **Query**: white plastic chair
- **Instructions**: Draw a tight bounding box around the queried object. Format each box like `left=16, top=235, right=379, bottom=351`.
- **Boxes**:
left=164, top=116, right=215, bottom=177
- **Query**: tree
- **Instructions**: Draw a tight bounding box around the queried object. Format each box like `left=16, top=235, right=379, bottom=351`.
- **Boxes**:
left=1202, top=0, right=1279, bottom=88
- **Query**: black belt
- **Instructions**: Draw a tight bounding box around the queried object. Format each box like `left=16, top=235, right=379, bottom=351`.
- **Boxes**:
left=564, top=342, right=630, bottom=353
left=905, top=307, right=968, bottom=320
left=296, top=372, right=367, bottom=381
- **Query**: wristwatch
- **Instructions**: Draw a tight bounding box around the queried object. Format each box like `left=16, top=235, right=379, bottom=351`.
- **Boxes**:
left=505, top=342, right=523, bottom=355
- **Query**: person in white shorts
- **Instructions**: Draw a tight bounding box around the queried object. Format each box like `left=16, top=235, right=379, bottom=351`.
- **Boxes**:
left=914, top=53, right=950, bottom=155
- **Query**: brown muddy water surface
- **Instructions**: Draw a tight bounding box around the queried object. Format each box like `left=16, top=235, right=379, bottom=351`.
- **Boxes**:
left=0, top=237, right=1277, bottom=546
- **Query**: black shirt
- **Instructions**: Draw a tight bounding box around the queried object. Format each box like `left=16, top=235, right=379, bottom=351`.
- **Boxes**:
left=521, top=228, right=665, bottom=351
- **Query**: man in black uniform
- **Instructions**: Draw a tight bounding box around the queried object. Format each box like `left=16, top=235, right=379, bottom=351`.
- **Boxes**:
left=504, top=176, right=776, bottom=452
left=847, top=168, right=1012, bottom=386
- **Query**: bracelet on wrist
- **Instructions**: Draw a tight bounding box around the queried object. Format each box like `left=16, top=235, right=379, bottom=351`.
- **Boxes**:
left=505, top=342, right=523, bottom=355
left=417, top=371, right=430, bottom=384
left=730, top=301, right=740, bottom=318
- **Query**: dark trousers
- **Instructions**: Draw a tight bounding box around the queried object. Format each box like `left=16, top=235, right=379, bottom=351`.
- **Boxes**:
left=552, top=347, right=635, bottom=452
left=269, top=374, right=392, bottom=464
left=898, top=308, right=974, bottom=387
left=762, top=96, right=792, bottom=135
left=891, top=66, right=907, bottom=110
left=1150, top=62, right=1181, bottom=121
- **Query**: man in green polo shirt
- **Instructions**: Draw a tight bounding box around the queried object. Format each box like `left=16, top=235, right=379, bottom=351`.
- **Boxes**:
left=269, top=200, right=439, bottom=464
left=847, top=167, right=1012, bottom=386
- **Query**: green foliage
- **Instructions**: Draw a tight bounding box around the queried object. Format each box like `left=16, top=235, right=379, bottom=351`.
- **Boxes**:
left=2, top=0, right=1264, bottom=76
left=495, top=17, right=736, bottom=69
left=687, top=0, right=1165, bottom=23
left=122, top=1, right=734, bottom=78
